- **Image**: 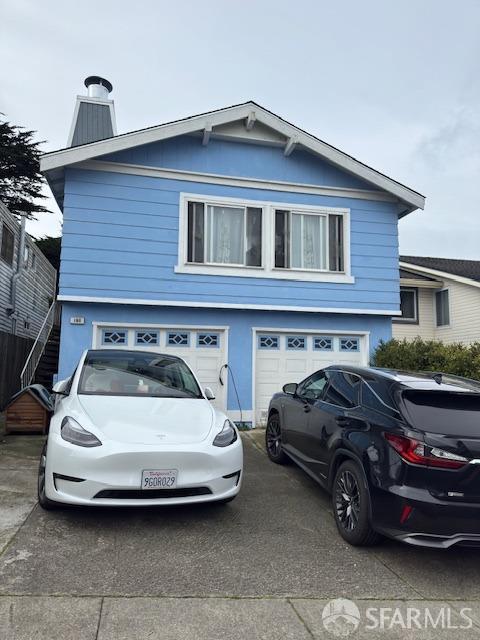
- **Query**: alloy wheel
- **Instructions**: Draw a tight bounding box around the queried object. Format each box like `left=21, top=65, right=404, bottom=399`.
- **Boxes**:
left=335, top=469, right=361, bottom=532
left=266, top=418, right=282, bottom=457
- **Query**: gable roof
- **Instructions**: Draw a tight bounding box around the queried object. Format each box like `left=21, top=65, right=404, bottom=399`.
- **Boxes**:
left=400, top=255, right=480, bottom=287
left=40, top=101, right=425, bottom=214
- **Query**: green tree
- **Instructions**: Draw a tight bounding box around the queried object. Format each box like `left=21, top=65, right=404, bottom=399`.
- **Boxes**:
left=34, top=236, right=61, bottom=271
left=0, top=115, right=49, bottom=219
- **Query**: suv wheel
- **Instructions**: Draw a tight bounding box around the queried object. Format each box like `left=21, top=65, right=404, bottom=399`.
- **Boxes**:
left=332, top=460, right=380, bottom=546
left=265, top=413, right=289, bottom=464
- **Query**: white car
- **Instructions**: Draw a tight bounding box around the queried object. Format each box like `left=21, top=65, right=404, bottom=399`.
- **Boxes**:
left=38, top=349, right=243, bottom=508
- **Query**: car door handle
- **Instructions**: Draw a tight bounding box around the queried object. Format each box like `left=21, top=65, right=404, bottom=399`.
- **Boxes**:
left=335, top=416, right=350, bottom=426
left=303, top=403, right=311, bottom=413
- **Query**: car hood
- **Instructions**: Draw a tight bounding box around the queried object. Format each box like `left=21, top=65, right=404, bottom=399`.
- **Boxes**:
left=76, top=395, right=215, bottom=445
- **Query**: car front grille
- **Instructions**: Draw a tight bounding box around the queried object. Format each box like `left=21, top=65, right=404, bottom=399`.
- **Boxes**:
left=93, top=487, right=213, bottom=499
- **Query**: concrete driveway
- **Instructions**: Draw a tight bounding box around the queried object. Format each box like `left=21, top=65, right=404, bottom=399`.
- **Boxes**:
left=2, top=429, right=480, bottom=639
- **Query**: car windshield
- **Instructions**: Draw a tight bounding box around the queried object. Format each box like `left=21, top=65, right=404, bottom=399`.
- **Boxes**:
left=78, top=351, right=203, bottom=398
left=400, top=390, right=480, bottom=435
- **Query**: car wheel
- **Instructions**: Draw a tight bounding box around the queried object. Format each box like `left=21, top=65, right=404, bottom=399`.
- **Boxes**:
left=332, top=460, right=381, bottom=546
left=37, top=443, right=60, bottom=510
left=265, top=413, right=289, bottom=464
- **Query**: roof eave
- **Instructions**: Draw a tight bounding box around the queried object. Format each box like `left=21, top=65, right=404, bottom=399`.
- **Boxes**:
left=40, top=101, right=425, bottom=212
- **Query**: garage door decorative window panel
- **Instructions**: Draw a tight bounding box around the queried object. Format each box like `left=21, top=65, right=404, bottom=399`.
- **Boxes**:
left=313, top=336, right=333, bottom=351
left=167, top=331, right=190, bottom=347
left=258, top=335, right=280, bottom=349
left=286, top=335, right=307, bottom=350
left=340, top=337, right=360, bottom=352
left=135, top=330, right=160, bottom=346
left=102, top=329, right=128, bottom=345
left=197, top=333, right=220, bottom=348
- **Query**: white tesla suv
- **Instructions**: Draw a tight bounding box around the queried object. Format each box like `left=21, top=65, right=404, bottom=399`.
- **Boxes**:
left=38, top=349, right=243, bottom=508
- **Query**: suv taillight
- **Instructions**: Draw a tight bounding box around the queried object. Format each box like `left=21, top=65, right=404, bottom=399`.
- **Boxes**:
left=384, top=433, right=469, bottom=469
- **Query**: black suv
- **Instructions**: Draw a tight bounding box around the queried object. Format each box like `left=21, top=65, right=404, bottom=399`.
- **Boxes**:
left=266, top=365, right=480, bottom=548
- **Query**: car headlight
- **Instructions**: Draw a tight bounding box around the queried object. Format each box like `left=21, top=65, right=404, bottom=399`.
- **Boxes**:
left=213, top=419, right=238, bottom=447
left=61, top=417, right=102, bottom=447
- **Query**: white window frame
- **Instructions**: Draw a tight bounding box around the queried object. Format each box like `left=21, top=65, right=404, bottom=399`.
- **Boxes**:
left=435, top=288, right=451, bottom=328
left=176, top=193, right=353, bottom=284
left=395, top=287, right=418, bottom=324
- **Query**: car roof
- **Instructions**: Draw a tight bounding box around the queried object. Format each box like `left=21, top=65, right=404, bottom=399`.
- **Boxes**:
left=323, top=364, right=480, bottom=393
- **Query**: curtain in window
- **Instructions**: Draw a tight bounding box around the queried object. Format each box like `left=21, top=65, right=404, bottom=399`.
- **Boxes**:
left=291, top=214, right=327, bottom=269
left=206, top=206, right=244, bottom=264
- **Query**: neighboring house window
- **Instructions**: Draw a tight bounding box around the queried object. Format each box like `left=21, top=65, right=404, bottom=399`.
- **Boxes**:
left=1, top=223, right=14, bottom=266
left=397, top=287, right=418, bottom=323
left=187, top=201, right=262, bottom=267
left=24, top=245, right=30, bottom=267
left=274, top=210, right=344, bottom=271
left=435, top=289, right=450, bottom=327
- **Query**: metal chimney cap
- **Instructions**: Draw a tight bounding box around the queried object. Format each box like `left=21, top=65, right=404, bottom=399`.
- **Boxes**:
left=84, top=76, right=113, bottom=94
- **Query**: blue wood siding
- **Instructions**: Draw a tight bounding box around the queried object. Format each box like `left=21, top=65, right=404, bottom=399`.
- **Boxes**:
left=60, top=166, right=400, bottom=311
left=100, top=135, right=379, bottom=191
left=58, top=302, right=392, bottom=412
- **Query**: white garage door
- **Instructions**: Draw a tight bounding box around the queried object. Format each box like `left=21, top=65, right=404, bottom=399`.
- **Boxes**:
left=255, top=331, right=368, bottom=425
left=93, top=325, right=227, bottom=411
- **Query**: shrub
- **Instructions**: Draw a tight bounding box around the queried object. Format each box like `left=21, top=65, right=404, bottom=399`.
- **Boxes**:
left=372, top=338, right=480, bottom=381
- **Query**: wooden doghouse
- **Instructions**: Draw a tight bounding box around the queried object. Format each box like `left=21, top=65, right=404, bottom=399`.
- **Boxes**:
left=4, top=385, right=53, bottom=434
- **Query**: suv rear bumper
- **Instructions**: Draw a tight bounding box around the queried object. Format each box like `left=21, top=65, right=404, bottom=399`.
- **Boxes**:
left=370, top=484, right=480, bottom=548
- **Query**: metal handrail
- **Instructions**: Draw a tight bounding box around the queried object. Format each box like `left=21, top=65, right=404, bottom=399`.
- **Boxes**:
left=20, top=301, right=57, bottom=389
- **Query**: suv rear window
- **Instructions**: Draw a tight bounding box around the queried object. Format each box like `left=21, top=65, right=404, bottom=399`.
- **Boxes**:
left=400, top=391, right=480, bottom=435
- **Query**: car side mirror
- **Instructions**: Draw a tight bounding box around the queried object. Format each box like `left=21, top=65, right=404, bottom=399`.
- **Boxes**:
left=52, top=380, right=68, bottom=396
left=283, top=383, right=298, bottom=395
left=204, top=386, right=215, bottom=400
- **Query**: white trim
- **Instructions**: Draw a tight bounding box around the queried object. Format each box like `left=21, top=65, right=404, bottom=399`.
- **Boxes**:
left=284, top=136, right=297, bottom=157
left=251, top=327, right=370, bottom=427
left=58, top=294, right=401, bottom=316
left=178, top=192, right=353, bottom=283
left=77, top=160, right=398, bottom=203
left=399, top=261, right=480, bottom=290
left=41, top=101, right=425, bottom=210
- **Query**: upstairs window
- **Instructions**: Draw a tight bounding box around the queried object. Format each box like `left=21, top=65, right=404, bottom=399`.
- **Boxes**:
left=187, top=201, right=262, bottom=267
left=1, top=223, right=14, bottom=266
left=275, top=210, right=344, bottom=272
left=435, top=289, right=450, bottom=327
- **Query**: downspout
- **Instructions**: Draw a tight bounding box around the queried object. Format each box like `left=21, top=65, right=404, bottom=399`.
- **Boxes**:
left=9, top=214, right=26, bottom=334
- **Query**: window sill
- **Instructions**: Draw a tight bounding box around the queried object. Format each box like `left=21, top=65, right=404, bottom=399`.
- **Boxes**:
left=392, top=318, right=419, bottom=325
left=175, top=263, right=355, bottom=283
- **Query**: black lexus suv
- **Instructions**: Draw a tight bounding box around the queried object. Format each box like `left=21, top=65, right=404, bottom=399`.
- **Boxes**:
left=265, top=365, right=480, bottom=548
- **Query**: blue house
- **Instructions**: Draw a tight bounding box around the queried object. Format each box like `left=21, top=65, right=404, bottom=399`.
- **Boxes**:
left=41, top=77, right=425, bottom=426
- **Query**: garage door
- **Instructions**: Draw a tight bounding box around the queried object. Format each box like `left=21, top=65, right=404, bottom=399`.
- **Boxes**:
left=93, top=326, right=227, bottom=411
left=255, top=331, right=368, bottom=425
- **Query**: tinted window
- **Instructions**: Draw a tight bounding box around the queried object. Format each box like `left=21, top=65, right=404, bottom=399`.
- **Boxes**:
left=78, top=351, right=202, bottom=398
left=362, top=381, right=399, bottom=418
left=323, top=372, right=360, bottom=408
left=401, top=391, right=480, bottom=435
left=297, top=371, right=328, bottom=400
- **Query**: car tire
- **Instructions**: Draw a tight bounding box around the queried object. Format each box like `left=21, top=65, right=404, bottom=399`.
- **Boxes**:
left=332, top=460, right=381, bottom=546
left=37, top=443, right=60, bottom=510
left=265, top=413, right=289, bottom=464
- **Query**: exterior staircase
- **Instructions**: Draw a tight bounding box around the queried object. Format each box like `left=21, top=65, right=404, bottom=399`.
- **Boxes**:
left=33, top=324, right=61, bottom=390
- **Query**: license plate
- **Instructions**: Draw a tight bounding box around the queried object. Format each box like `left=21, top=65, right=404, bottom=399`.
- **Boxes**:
left=141, top=469, right=178, bottom=490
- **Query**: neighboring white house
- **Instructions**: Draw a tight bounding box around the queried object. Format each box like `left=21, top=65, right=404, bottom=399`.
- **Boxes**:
left=393, top=256, right=480, bottom=345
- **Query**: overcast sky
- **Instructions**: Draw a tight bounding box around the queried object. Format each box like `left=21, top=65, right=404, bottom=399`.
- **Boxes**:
left=1, top=0, right=479, bottom=258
